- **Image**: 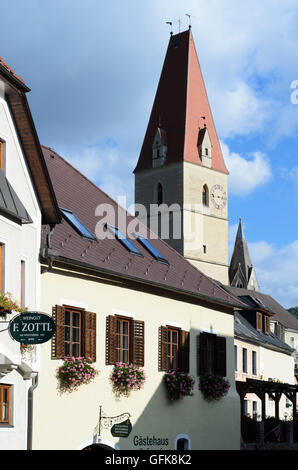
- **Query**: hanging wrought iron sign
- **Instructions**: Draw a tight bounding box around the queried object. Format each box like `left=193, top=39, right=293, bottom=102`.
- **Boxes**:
left=111, top=419, right=132, bottom=438
left=8, top=312, right=56, bottom=345
left=98, top=407, right=132, bottom=438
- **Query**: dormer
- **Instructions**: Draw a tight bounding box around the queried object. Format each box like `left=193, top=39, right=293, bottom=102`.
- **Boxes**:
left=152, top=127, right=167, bottom=168
left=197, top=125, right=212, bottom=168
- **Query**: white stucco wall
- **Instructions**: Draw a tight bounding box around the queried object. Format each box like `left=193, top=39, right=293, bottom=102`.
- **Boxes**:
left=32, top=268, right=241, bottom=451
left=0, top=95, right=41, bottom=449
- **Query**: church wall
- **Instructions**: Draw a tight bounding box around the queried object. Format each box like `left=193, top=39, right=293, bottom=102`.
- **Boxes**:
left=183, top=162, right=229, bottom=284
left=134, top=163, right=184, bottom=254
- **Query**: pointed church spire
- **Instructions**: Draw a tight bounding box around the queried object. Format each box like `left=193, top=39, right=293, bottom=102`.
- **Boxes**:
left=134, top=29, right=228, bottom=174
left=236, top=217, right=245, bottom=239
left=229, top=219, right=259, bottom=291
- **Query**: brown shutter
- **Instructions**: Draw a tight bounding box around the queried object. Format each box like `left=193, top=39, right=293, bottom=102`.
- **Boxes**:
left=51, top=305, right=65, bottom=359
left=199, top=332, right=208, bottom=375
left=106, top=315, right=117, bottom=365
left=215, top=336, right=227, bottom=377
left=196, top=334, right=201, bottom=376
left=132, top=320, right=145, bottom=367
left=180, top=330, right=190, bottom=373
left=83, top=311, right=97, bottom=362
left=256, top=312, right=262, bottom=331
left=159, top=326, right=168, bottom=371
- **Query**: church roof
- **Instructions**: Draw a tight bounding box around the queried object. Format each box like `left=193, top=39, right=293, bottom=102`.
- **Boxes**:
left=41, top=145, right=244, bottom=310
left=134, top=29, right=228, bottom=174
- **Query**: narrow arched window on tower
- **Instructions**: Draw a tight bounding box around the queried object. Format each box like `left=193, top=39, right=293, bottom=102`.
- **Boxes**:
left=157, top=183, right=163, bottom=205
left=202, top=184, right=209, bottom=207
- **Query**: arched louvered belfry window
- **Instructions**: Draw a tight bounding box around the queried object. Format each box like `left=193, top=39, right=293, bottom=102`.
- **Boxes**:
left=202, top=184, right=209, bottom=207
left=157, top=183, right=163, bottom=205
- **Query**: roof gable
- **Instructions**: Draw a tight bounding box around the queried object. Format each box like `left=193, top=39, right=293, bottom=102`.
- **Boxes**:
left=0, top=57, right=60, bottom=225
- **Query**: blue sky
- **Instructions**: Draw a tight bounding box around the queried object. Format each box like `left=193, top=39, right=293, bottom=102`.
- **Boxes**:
left=1, top=0, right=298, bottom=308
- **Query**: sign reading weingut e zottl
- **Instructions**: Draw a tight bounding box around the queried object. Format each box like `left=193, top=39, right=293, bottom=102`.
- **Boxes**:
left=9, top=312, right=56, bottom=345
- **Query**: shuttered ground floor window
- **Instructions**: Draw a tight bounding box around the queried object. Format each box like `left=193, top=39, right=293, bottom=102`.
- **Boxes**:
left=197, top=332, right=226, bottom=376
left=116, top=317, right=130, bottom=363
left=52, top=305, right=96, bottom=362
left=167, top=327, right=179, bottom=370
left=106, top=315, right=144, bottom=366
left=159, top=326, right=190, bottom=372
left=0, top=385, right=11, bottom=425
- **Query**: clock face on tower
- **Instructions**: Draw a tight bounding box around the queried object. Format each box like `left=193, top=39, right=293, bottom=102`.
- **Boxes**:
left=210, top=184, right=227, bottom=210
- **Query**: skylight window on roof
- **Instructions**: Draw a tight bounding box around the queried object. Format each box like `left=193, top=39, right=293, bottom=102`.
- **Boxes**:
left=60, top=207, right=97, bottom=241
left=107, top=225, right=143, bottom=256
left=253, top=297, right=266, bottom=307
left=137, top=236, right=169, bottom=264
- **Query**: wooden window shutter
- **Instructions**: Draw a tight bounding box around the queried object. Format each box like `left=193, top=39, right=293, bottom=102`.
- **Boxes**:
left=180, top=330, right=190, bottom=373
left=215, top=336, right=227, bottom=377
left=132, top=320, right=145, bottom=367
left=199, top=332, right=208, bottom=375
left=83, top=311, right=97, bottom=362
left=51, top=305, right=65, bottom=359
left=159, top=326, right=168, bottom=371
left=256, top=312, right=262, bottom=331
left=106, top=315, right=117, bottom=365
left=196, top=334, right=201, bottom=376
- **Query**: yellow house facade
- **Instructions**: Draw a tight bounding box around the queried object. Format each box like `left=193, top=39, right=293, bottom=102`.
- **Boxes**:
left=31, top=146, right=244, bottom=450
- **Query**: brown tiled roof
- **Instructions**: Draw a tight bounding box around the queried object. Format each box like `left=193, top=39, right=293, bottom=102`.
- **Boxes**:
left=134, top=29, right=228, bottom=174
left=224, top=286, right=298, bottom=331
left=41, top=145, right=243, bottom=309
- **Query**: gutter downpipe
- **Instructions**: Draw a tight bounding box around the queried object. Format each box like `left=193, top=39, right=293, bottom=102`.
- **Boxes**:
left=27, top=373, right=38, bottom=450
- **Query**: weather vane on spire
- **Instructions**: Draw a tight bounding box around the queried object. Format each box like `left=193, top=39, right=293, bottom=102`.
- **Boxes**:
left=185, top=13, right=192, bottom=29
left=166, top=21, right=173, bottom=35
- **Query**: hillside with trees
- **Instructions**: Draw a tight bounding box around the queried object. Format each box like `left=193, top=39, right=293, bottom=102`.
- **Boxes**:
left=288, top=306, right=298, bottom=319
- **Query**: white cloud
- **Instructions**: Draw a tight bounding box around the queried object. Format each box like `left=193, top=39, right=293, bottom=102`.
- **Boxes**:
left=212, top=82, right=273, bottom=139
left=58, top=142, right=134, bottom=208
left=221, top=141, right=272, bottom=195
left=248, top=241, right=275, bottom=264
left=248, top=240, right=298, bottom=309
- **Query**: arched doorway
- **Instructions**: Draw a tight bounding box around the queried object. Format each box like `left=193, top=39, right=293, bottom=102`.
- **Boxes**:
left=82, top=443, right=115, bottom=451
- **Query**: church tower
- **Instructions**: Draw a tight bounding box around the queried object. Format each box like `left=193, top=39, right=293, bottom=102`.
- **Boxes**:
left=229, top=219, right=259, bottom=291
left=134, top=29, right=229, bottom=284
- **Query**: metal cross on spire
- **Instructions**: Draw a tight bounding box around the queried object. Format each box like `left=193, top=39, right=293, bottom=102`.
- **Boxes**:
left=177, top=18, right=182, bottom=33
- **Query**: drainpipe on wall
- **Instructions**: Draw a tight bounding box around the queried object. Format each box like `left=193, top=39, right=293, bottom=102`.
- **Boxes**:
left=27, top=373, right=38, bottom=450
left=40, top=224, right=59, bottom=274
